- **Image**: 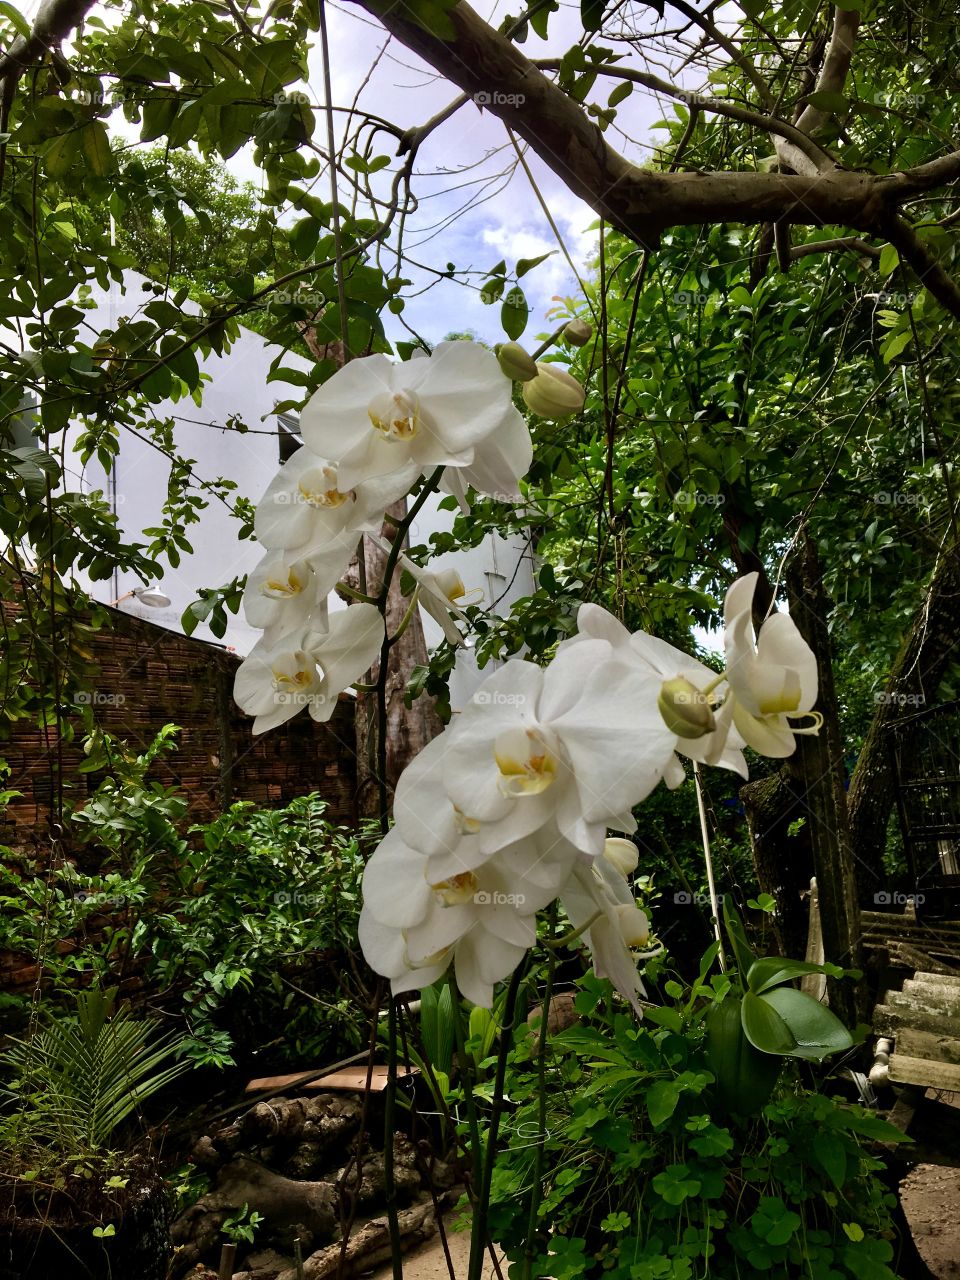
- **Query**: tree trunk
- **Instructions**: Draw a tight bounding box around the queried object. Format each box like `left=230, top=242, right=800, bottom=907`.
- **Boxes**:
left=848, top=542, right=960, bottom=901
left=784, top=533, right=861, bottom=1025
left=345, top=502, right=444, bottom=820
left=740, top=768, right=813, bottom=960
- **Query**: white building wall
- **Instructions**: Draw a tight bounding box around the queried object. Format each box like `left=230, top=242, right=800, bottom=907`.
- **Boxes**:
left=66, top=273, right=536, bottom=707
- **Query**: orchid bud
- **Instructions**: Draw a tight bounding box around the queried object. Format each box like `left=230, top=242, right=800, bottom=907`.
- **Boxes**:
left=563, top=318, right=592, bottom=347
left=603, top=837, right=639, bottom=879
left=614, top=903, right=650, bottom=947
left=433, top=567, right=466, bottom=603
left=496, top=342, right=538, bottom=383
left=657, top=676, right=716, bottom=739
left=522, top=363, right=585, bottom=420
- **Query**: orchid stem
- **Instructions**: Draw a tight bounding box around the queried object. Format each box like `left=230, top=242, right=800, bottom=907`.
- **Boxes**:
left=468, top=961, right=527, bottom=1280
left=522, top=907, right=557, bottom=1280
left=530, top=323, right=569, bottom=361
left=389, top=587, right=420, bottom=646
left=542, top=909, right=603, bottom=948
left=336, top=581, right=378, bottom=604
left=693, top=761, right=727, bottom=971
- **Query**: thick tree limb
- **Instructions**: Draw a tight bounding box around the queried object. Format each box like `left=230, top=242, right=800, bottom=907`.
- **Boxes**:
left=0, top=0, right=95, bottom=81
left=883, top=217, right=960, bottom=318
left=776, top=7, right=860, bottom=176
left=356, top=0, right=960, bottom=312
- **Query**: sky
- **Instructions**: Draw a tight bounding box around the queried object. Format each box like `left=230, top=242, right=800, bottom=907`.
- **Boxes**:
left=15, top=0, right=690, bottom=347
left=314, top=0, right=668, bottom=345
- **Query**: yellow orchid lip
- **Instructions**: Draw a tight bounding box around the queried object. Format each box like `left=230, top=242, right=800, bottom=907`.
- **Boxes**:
left=261, top=567, right=305, bottom=599
left=453, top=805, right=481, bottom=834
left=368, top=389, right=420, bottom=441
left=430, top=870, right=479, bottom=906
left=272, top=667, right=313, bottom=690
left=298, top=465, right=354, bottom=508
left=494, top=727, right=558, bottom=797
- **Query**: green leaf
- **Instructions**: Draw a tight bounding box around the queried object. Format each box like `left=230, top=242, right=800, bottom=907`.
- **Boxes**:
left=0, top=2, right=31, bottom=37
left=740, top=990, right=796, bottom=1055
left=759, top=986, right=853, bottom=1060
left=501, top=287, right=528, bottom=340
left=646, top=1079, right=680, bottom=1127
left=813, top=1130, right=848, bottom=1188
left=140, top=93, right=179, bottom=143
left=607, top=81, right=632, bottom=108
left=746, top=956, right=837, bottom=995
left=44, top=131, right=79, bottom=178
left=581, top=0, right=606, bottom=31
left=80, top=121, right=113, bottom=177
left=878, top=244, right=899, bottom=278
left=516, top=251, right=556, bottom=277
left=722, top=899, right=755, bottom=975
left=804, top=90, right=848, bottom=114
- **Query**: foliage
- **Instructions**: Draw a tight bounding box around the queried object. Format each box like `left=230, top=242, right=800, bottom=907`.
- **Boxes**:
left=0, top=987, right=188, bottom=1171
left=0, top=730, right=373, bottom=1068
left=487, top=960, right=906, bottom=1280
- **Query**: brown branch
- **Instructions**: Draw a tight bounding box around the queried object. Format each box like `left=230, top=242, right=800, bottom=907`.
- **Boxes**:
left=794, top=6, right=861, bottom=135
left=534, top=59, right=837, bottom=172
left=790, top=235, right=882, bottom=260
left=776, top=6, right=860, bottom=176
left=884, top=217, right=960, bottom=320
left=0, top=0, right=95, bottom=81
left=0, top=0, right=97, bottom=190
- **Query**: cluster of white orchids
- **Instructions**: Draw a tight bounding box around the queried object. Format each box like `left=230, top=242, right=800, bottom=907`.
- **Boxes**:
left=233, top=336, right=822, bottom=1013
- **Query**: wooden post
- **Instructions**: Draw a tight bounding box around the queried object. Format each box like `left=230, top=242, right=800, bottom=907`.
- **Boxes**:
left=218, top=1242, right=237, bottom=1280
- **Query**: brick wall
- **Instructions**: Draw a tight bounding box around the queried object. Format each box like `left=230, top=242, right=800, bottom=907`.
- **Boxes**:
left=0, top=606, right=358, bottom=853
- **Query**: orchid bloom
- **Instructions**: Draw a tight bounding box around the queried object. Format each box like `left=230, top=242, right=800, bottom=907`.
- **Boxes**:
left=298, top=342, right=516, bottom=492
left=392, top=644, right=678, bottom=864
left=439, top=401, right=533, bottom=513
left=243, top=553, right=328, bottom=644
left=723, top=572, right=821, bottom=756
left=561, top=603, right=748, bottom=782
left=560, top=837, right=659, bottom=1016
left=374, top=542, right=477, bottom=648
left=358, top=825, right=577, bottom=1007
left=233, top=603, right=383, bottom=733
left=254, top=446, right=414, bottom=596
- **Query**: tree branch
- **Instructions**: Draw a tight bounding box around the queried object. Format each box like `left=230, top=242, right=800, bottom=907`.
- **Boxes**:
left=775, top=6, right=860, bottom=176
left=790, top=235, right=882, bottom=260
left=0, top=0, right=95, bottom=81
left=534, top=60, right=837, bottom=172
left=883, top=217, right=960, bottom=320
left=351, top=0, right=960, bottom=314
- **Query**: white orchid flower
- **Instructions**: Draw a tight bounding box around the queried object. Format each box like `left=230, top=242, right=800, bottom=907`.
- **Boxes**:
left=253, top=446, right=414, bottom=597
left=243, top=553, right=328, bottom=645
left=298, top=342, right=515, bottom=491
left=723, top=572, right=821, bottom=756
left=439, top=401, right=532, bottom=512
left=234, top=603, right=383, bottom=734
left=560, top=839, right=658, bottom=1016
left=562, top=604, right=748, bottom=779
left=393, top=645, right=678, bottom=863
left=359, top=825, right=577, bottom=1007
left=396, top=548, right=482, bottom=647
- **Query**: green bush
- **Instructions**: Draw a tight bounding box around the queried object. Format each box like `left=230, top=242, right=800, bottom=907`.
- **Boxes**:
left=0, top=729, right=374, bottom=1068
left=488, top=963, right=905, bottom=1280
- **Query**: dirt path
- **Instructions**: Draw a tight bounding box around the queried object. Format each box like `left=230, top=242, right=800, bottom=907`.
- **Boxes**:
left=369, top=1224, right=502, bottom=1279
left=902, top=1162, right=960, bottom=1279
